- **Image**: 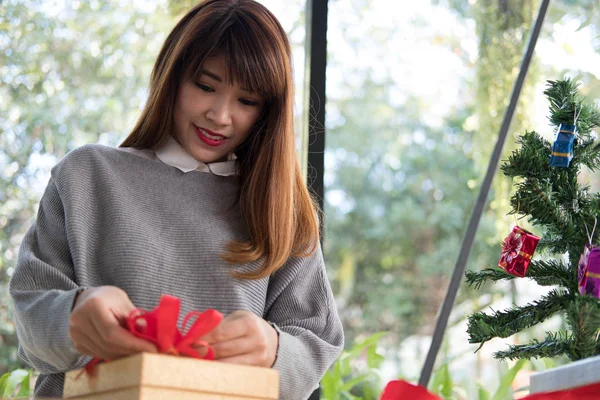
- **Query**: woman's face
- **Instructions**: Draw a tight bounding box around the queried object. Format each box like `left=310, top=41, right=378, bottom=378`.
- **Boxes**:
left=173, top=57, right=265, bottom=163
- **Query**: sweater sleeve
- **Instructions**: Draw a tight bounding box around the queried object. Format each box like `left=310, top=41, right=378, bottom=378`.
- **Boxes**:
left=264, top=247, right=344, bottom=400
left=9, top=176, right=90, bottom=374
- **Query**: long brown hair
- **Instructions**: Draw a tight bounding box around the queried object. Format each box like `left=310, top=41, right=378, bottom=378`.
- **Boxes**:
left=121, top=0, right=319, bottom=279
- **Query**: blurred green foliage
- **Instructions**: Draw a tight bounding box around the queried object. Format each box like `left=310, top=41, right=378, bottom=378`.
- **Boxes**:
left=322, top=332, right=387, bottom=400
left=321, top=332, right=527, bottom=400
left=0, top=369, right=31, bottom=398
left=0, top=0, right=173, bottom=371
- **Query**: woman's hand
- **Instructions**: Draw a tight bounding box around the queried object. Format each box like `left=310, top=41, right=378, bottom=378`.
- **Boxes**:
left=68, top=286, right=157, bottom=360
left=196, top=311, right=279, bottom=368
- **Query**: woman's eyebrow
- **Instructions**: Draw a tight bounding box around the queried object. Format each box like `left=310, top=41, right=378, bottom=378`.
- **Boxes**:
left=199, top=69, right=223, bottom=82
left=199, top=68, right=255, bottom=93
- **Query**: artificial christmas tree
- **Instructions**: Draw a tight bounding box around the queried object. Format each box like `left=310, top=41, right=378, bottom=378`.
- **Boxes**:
left=466, top=78, right=600, bottom=364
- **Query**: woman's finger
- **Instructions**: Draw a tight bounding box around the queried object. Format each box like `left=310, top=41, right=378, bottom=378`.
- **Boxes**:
left=91, top=307, right=157, bottom=357
left=71, top=332, right=106, bottom=359
left=201, top=316, right=249, bottom=344
left=209, top=337, right=255, bottom=359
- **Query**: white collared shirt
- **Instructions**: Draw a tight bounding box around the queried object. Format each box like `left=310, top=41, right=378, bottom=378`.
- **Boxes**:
left=119, top=136, right=237, bottom=176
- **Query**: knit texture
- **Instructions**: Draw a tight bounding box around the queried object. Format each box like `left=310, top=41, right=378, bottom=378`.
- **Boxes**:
left=9, top=144, right=344, bottom=399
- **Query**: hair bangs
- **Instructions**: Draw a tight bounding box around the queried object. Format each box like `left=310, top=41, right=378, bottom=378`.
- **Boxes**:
left=185, top=7, right=286, bottom=102
left=222, top=21, right=284, bottom=102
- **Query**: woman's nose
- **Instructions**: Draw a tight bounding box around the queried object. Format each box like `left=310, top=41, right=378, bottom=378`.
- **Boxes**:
left=206, top=98, right=232, bottom=126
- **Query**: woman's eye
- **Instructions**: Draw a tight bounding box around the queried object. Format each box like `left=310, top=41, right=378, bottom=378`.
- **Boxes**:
left=194, top=82, right=213, bottom=92
left=239, top=98, right=258, bottom=106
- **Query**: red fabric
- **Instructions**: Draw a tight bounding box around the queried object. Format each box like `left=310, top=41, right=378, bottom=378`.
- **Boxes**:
left=82, top=294, right=222, bottom=376
left=380, top=381, right=441, bottom=400
left=379, top=380, right=600, bottom=400
left=521, top=382, right=600, bottom=400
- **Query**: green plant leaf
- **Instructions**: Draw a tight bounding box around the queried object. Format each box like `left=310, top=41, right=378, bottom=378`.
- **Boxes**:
left=320, top=373, right=335, bottom=400
left=0, top=373, right=9, bottom=395
left=340, top=354, right=352, bottom=377
left=492, top=360, right=527, bottom=400
left=346, top=332, right=388, bottom=358
left=341, top=374, right=369, bottom=391
left=2, top=369, right=29, bottom=397
left=576, top=18, right=592, bottom=32
left=366, top=345, right=384, bottom=369
left=429, top=364, right=453, bottom=398
left=16, top=370, right=31, bottom=396
left=322, top=359, right=343, bottom=400
left=477, top=383, right=490, bottom=400
left=529, top=358, right=546, bottom=371
left=341, top=392, right=360, bottom=400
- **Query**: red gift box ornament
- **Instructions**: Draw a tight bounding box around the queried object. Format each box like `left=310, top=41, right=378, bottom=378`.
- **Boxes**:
left=498, top=225, right=540, bottom=277
left=82, top=294, right=223, bottom=377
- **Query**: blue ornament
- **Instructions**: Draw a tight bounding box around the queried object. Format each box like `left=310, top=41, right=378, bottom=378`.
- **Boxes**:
left=549, top=124, right=576, bottom=167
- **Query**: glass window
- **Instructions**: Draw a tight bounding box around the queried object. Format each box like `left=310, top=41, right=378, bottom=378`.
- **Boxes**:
left=324, top=0, right=600, bottom=397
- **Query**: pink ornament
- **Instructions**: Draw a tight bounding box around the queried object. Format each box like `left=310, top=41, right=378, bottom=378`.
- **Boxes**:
left=578, top=245, right=600, bottom=298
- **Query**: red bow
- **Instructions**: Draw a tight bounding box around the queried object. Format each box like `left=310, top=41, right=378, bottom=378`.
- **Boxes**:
left=128, top=294, right=222, bottom=358
left=501, top=231, right=522, bottom=264
left=83, top=295, right=222, bottom=376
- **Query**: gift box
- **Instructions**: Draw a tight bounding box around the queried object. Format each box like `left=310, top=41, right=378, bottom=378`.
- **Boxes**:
left=498, top=225, right=540, bottom=277
left=549, top=124, right=576, bottom=167
left=578, top=245, right=600, bottom=298
left=63, top=352, right=279, bottom=399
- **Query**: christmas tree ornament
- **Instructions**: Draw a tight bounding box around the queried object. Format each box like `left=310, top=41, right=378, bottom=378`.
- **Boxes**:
left=498, top=225, right=540, bottom=277
left=578, top=245, right=600, bottom=298
left=550, top=124, right=576, bottom=167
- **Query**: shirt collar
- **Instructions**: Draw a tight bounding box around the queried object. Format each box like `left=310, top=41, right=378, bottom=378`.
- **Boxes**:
left=156, top=136, right=237, bottom=176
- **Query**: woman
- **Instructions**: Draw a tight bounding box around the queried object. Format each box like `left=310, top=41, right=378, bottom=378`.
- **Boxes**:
left=9, top=1, right=344, bottom=399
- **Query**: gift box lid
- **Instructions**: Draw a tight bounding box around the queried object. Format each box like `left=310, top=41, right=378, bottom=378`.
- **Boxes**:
left=63, top=353, right=279, bottom=399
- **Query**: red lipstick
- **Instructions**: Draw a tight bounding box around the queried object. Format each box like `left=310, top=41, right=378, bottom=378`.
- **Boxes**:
left=194, top=125, right=226, bottom=147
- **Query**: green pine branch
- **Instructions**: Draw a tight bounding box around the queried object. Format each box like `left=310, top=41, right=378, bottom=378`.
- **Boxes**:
left=467, top=289, right=572, bottom=344
left=494, top=331, right=574, bottom=361
left=514, top=179, right=570, bottom=233
left=577, top=140, right=600, bottom=171
left=501, top=131, right=551, bottom=180
left=544, top=79, right=600, bottom=137
left=525, top=260, right=576, bottom=291
left=565, top=296, right=600, bottom=360
left=465, top=260, right=573, bottom=291
left=465, top=268, right=515, bottom=289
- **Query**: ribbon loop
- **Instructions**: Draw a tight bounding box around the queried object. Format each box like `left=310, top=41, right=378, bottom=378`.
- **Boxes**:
left=127, top=295, right=222, bottom=357
left=501, top=230, right=523, bottom=264
left=83, top=294, right=223, bottom=377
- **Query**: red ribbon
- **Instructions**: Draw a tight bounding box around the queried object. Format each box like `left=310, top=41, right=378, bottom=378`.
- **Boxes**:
left=380, top=380, right=600, bottom=400
left=82, top=294, right=222, bottom=376
left=127, top=294, right=222, bottom=358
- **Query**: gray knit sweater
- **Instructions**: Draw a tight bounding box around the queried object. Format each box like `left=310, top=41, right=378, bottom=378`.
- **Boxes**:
left=9, top=144, right=344, bottom=399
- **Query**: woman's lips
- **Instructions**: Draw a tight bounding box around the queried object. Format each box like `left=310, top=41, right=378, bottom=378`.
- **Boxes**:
left=194, top=125, right=226, bottom=147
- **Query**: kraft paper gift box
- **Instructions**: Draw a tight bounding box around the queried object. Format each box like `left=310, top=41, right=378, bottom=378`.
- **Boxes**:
left=63, top=352, right=279, bottom=400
